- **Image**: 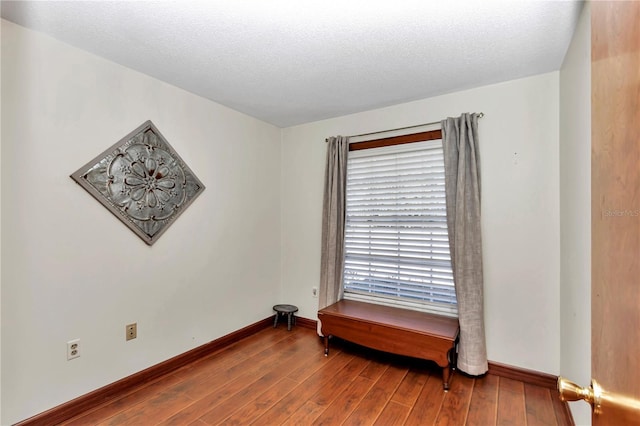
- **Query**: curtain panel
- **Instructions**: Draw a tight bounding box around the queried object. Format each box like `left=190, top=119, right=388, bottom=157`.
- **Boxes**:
left=317, top=136, right=349, bottom=336
left=441, top=113, right=488, bottom=376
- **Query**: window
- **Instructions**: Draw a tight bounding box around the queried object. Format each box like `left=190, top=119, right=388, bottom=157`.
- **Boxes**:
left=342, top=133, right=457, bottom=316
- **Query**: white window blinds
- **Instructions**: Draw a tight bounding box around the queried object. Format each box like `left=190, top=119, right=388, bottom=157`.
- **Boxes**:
left=342, top=139, right=457, bottom=316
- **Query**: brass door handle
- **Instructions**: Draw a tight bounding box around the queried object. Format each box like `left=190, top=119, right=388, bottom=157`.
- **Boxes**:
left=558, top=377, right=640, bottom=417
left=558, top=377, right=603, bottom=414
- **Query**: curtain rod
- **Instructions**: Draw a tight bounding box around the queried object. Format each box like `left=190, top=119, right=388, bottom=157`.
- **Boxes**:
left=325, top=112, right=484, bottom=142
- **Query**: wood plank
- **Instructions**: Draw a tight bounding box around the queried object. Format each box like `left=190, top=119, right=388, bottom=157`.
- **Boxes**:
left=285, top=350, right=344, bottom=383
left=343, top=364, right=407, bottom=425
left=198, top=368, right=305, bottom=424
left=216, top=377, right=298, bottom=425
left=373, top=401, right=411, bottom=426
left=435, top=373, right=475, bottom=425
left=180, top=334, right=293, bottom=389
left=497, top=377, right=527, bottom=426
left=286, top=338, right=340, bottom=383
left=190, top=335, right=320, bottom=425
left=466, top=373, right=499, bottom=425
left=251, top=351, right=356, bottom=425
left=95, top=382, right=195, bottom=426
left=404, top=373, right=447, bottom=425
left=159, top=332, right=317, bottom=425
left=62, top=372, right=186, bottom=425
left=308, top=356, right=370, bottom=406
left=359, top=357, right=390, bottom=381
left=280, top=401, right=326, bottom=426
left=390, top=368, right=429, bottom=407
left=311, top=376, right=375, bottom=425
left=160, top=376, right=233, bottom=426
left=185, top=330, right=312, bottom=400
left=171, top=323, right=296, bottom=380
left=525, top=384, right=558, bottom=426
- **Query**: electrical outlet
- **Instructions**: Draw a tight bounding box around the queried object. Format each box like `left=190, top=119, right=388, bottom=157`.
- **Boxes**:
left=67, top=339, right=80, bottom=360
left=126, top=323, right=137, bottom=341
left=312, top=287, right=318, bottom=297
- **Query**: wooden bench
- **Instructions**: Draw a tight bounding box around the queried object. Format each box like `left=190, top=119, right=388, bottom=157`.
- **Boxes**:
left=318, top=299, right=460, bottom=390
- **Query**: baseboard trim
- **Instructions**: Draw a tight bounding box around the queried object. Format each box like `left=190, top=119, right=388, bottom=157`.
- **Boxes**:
left=295, top=316, right=318, bottom=330
left=15, top=317, right=273, bottom=426
left=487, top=361, right=558, bottom=389
left=488, top=362, right=573, bottom=425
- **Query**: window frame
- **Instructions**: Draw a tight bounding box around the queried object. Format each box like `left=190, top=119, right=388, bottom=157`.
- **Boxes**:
left=342, top=129, right=458, bottom=317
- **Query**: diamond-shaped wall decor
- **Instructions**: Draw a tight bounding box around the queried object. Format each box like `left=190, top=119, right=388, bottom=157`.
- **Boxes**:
left=71, top=120, right=205, bottom=245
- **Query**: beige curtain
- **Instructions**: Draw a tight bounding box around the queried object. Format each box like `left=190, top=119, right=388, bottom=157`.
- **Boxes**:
left=442, top=113, right=488, bottom=376
left=317, top=136, right=349, bottom=336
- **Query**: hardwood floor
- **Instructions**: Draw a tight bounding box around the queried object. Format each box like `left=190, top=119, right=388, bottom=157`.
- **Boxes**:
left=61, top=326, right=571, bottom=425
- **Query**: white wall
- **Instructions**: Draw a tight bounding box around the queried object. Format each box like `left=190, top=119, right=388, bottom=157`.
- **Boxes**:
left=559, top=3, right=591, bottom=425
left=281, top=72, right=561, bottom=374
left=1, top=20, right=281, bottom=425
left=0, top=17, right=3, bottom=426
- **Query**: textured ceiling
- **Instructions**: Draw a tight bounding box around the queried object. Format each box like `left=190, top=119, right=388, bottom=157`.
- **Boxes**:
left=1, top=1, right=583, bottom=127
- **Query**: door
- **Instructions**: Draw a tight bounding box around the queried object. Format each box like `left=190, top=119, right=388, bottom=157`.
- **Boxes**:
left=591, top=0, right=640, bottom=424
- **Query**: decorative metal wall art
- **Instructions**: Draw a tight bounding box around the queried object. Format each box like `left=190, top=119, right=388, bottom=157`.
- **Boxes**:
left=71, top=120, right=205, bottom=245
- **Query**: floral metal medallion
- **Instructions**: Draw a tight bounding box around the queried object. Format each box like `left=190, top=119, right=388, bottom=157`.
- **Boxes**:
left=71, top=121, right=205, bottom=245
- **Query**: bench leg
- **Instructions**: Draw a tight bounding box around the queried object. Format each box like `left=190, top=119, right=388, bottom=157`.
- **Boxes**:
left=324, top=336, right=329, bottom=356
left=442, top=366, right=452, bottom=391
left=448, top=340, right=459, bottom=371
left=287, top=313, right=293, bottom=331
left=273, top=313, right=278, bottom=328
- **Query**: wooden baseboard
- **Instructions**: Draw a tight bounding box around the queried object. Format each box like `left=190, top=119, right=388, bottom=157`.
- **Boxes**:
left=295, top=316, right=318, bottom=330
left=15, top=317, right=273, bottom=426
left=487, top=361, right=558, bottom=389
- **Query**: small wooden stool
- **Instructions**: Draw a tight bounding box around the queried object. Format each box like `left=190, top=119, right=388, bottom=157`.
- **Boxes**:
left=273, top=304, right=298, bottom=331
